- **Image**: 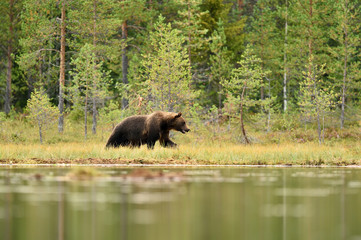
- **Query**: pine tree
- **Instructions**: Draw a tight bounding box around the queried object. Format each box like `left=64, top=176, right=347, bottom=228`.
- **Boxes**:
left=286, top=0, right=334, bottom=109
left=221, top=46, right=269, bottom=144
left=26, top=88, right=59, bottom=143
left=68, top=0, right=119, bottom=134
left=247, top=0, right=281, bottom=130
left=328, top=0, right=361, bottom=129
left=68, top=44, right=110, bottom=139
left=113, top=0, right=151, bottom=110
left=299, top=56, right=338, bottom=144
left=0, top=0, right=22, bottom=115
left=19, top=0, right=67, bottom=132
left=58, top=0, right=66, bottom=133
left=175, top=0, right=208, bottom=70
left=141, top=15, right=196, bottom=112
left=209, top=20, right=232, bottom=109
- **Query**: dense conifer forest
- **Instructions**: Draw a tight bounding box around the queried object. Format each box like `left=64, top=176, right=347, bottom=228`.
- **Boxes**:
left=0, top=0, right=360, bottom=144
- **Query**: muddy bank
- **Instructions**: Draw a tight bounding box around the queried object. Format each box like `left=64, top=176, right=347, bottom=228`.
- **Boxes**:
left=0, top=158, right=360, bottom=167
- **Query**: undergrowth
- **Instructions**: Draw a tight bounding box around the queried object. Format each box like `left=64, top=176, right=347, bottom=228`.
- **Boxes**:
left=0, top=113, right=360, bottom=166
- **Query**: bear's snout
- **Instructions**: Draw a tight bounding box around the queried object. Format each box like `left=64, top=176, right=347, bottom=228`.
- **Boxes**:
left=181, top=128, right=190, bottom=134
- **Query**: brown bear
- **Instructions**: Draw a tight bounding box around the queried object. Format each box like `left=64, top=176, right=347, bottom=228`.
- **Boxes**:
left=105, top=111, right=190, bottom=149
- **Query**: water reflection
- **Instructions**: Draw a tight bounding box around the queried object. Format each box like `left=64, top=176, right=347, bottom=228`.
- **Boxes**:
left=0, top=167, right=361, bottom=240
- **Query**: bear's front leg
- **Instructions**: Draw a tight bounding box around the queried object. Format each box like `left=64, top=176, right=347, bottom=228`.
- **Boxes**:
left=160, top=135, right=177, bottom=148
left=165, top=140, right=177, bottom=148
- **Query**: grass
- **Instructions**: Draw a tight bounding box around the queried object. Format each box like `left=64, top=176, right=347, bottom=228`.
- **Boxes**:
left=0, top=115, right=360, bottom=166
left=1, top=141, right=360, bottom=166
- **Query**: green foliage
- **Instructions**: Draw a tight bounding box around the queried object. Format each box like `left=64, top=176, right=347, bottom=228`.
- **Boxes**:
left=98, top=100, right=123, bottom=127
left=298, top=56, right=339, bottom=143
left=67, top=0, right=120, bottom=56
left=299, top=59, right=339, bottom=120
left=26, top=88, right=59, bottom=143
left=327, top=0, right=361, bottom=111
left=2, top=0, right=361, bottom=142
left=221, top=46, right=270, bottom=143
left=68, top=44, right=110, bottom=107
left=200, top=0, right=246, bottom=60
left=247, top=0, right=283, bottom=99
left=221, top=46, right=270, bottom=110
left=18, top=0, right=59, bottom=86
left=141, top=15, right=197, bottom=112
left=68, top=43, right=111, bottom=137
left=208, top=20, right=232, bottom=107
left=175, top=0, right=208, bottom=67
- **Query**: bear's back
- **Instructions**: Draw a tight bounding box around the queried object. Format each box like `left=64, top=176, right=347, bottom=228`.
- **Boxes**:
left=117, top=115, right=147, bottom=131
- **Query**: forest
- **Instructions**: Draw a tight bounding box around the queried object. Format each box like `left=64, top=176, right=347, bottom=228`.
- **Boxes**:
left=0, top=0, right=361, bottom=146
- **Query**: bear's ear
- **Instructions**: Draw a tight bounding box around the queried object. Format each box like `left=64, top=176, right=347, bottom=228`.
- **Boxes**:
left=175, top=112, right=182, bottom=118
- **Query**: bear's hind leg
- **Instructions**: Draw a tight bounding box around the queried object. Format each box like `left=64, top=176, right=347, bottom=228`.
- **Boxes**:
left=147, top=139, right=156, bottom=149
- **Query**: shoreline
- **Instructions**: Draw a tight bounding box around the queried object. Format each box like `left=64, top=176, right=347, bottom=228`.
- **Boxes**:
left=1, top=162, right=361, bottom=168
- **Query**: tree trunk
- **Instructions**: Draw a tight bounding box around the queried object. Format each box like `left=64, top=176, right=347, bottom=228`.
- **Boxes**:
left=84, top=95, right=88, bottom=140
left=38, top=121, right=43, bottom=144
left=322, top=114, right=325, bottom=143
left=267, top=77, right=271, bottom=133
left=317, top=108, right=321, bottom=145
left=5, top=45, right=12, bottom=115
left=341, top=25, right=348, bottom=129
left=218, top=82, right=222, bottom=110
left=240, top=84, right=250, bottom=144
left=283, top=0, right=288, bottom=112
left=187, top=0, right=192, bottom=67
left=5, top=0, right=14, bottom=115
left=237, top=0, right=243, bottom=10
left=58, top=0, right=66, bottom=133
left=92, top=0, right=97, bottom=134
left=308, top=0, right=313, bottom=73
left=121, top=21, right=129, bottom=109
left=92, top=95, right=97, bottom=134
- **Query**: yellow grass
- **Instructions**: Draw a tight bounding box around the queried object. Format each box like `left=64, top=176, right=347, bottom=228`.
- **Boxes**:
left=1, top=117, right=361, bottom=166
left=1, top=141, right=360, bottom=166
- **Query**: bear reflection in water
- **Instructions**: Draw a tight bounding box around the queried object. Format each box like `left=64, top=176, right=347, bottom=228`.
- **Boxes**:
left=105, top=111, right=190, bottom=149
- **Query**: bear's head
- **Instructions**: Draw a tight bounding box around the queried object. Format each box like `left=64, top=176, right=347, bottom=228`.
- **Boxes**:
left=169, top=112, right=190, bottom=134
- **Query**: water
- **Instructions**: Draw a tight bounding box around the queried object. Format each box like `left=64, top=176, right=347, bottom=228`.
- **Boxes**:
left=0, top=166, right=361, bottom=240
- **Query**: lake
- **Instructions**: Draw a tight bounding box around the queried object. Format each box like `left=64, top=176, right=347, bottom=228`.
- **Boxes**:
left=0, top=166, right=360, bottom=240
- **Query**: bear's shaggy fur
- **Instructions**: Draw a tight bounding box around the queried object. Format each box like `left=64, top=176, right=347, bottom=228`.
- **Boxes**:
left=105, top=111, right=190, bottom=149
